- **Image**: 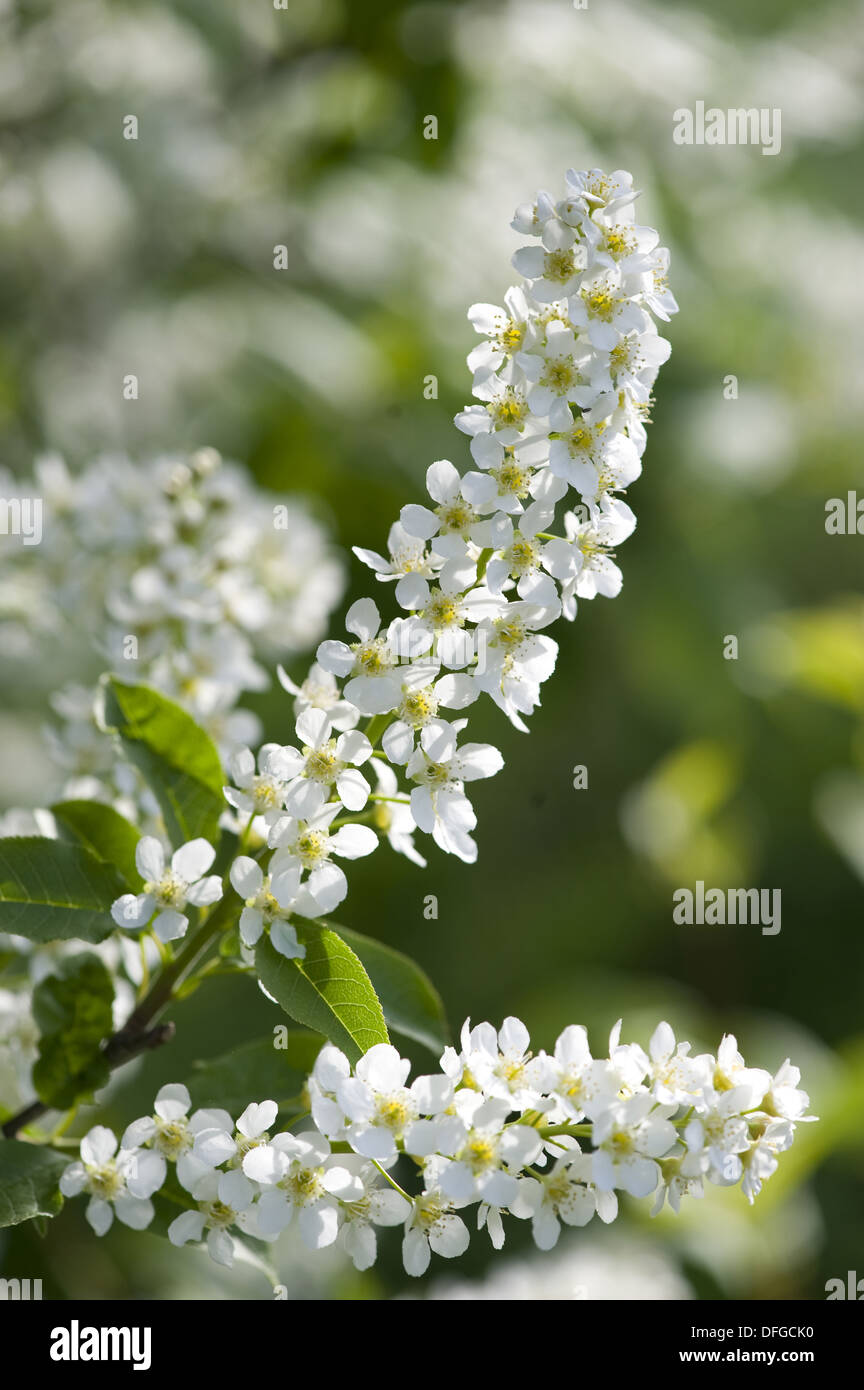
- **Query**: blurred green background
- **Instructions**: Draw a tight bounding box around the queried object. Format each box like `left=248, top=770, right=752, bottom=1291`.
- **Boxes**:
left=1, top=0, right=863, bottom=1299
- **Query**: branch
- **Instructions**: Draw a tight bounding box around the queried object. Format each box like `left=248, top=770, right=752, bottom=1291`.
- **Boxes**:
left=1, top=1021, right=176, bottom=1139
left=1, top=894, right=238, bottom=1140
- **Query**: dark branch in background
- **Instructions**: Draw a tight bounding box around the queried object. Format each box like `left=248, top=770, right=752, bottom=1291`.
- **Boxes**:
left=1, top=896, right=236, bottom=1140
left=1, top=1021, right=176, bottom=1141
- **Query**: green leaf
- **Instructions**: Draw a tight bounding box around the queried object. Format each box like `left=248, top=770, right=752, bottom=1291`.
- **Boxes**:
left=0, top=1141, right=68, bottom=1228
left=101, top=678, right=224, bottom=848
left=256, top=927, right=388, bottom=1064
left=51, top=800, right=143, bottom=890
left=187, top=1033, right=323, bottom=1113
left=331, top=924, right=448, bottom=1054
left=32, top=953, right=115, bottom=1109
left=0, top=837, right=126, bottom=944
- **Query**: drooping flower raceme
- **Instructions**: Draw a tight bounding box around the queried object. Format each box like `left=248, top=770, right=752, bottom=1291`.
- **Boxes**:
left=290, top=172, right=669, bottom=884
left=182, top=169, right=681, bottom=935
left=42, top=170, right=814, bottom=1290
left=59, top=1019, right=814, bottom=1275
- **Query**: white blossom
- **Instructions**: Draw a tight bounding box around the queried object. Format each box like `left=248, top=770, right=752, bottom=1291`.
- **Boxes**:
left=121, top=1083, right=233, bottom=1196
left=59, top=1013, right=812, bottom=1277
left=279, top=708, right=373, bottom=817
left=228, top=856, right=305, bottom=957
left=110, top=836, right=222, bottom=942
left=267, top=803, right=378, bottom=916
left=60, top=1126, right=154, bottom=1236
left=168, top=1167, right=257, bottom=1267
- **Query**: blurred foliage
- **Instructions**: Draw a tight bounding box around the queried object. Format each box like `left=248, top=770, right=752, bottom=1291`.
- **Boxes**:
left=1, top=0, right=863, bottom=1299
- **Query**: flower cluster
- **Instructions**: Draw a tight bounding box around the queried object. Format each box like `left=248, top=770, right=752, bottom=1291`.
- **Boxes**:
left=0, top=447, right=344, bottom=796
left=60, top=1019, right=813, bottom=1275
left=117, top=168, right=675, bottom=948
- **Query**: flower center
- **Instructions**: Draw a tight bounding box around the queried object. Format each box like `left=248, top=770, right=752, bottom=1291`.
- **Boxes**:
left=541, top=358, right=579, bottom=393
left=154, top=1119, right=190, bottom=1158
left=286, top=1165, right=324, bottom=1205
left=547, top=1171, right=574, bottom=1206
left=586, top=173, right=612, bottom=200
left=399, top=688, right=437, bottom=727
left=578, top=534, right=606, bottom=559
left=251, top=775, right=283, bottom=810
left=296, top=830, right=328, bottom=867
left=375, top=1095, right=412, bottom=1132
left=87, top=1162, right=122, bottom=1201
left=436, top=501, right=474, bottom=535
left=500, top=1057, right=526, bottom=1083
left=305, top=742, right=339, bottom=783
left=415, top=1194, right=446, bottom=1230
left=492, top=617, right=526, bottom=652
left=609, top=339, right=636, bottom=372
left=493, top=460, right=532, bottom=497
left=497, top=319, right=524, bottom=353
left=583, top=284, right=619, bottom=321
left=152, top=874, right=187, bottom=910
left=233, top=1131, right=269, bottom=1161
left=602, top=226, right=635, bottom=258
left=303, top=680, right=337, bottom=708
left=489, top=392, right=528, bottom=432
left=420, top=760, right=451, bottom=789
left=543, top=248, right=576, bottom=283
left=610, top=1129, right=634, bottom=1155
left=202, top=1199, right=236, bottom=1229
left=561, top=1070, right=585, bottom=1099
left=463, top=1136, right=497, bottom=1173
left=504, top=538, right=538, bottom=576
left=256, top=888, right=282, bottom=918
left=393, top=544, right=427, bottom=574
left=425, top=592, right=462, bottom=629
left=353, top=638, right=392, bottom=675
left=564, top=422, right=599, bottom=458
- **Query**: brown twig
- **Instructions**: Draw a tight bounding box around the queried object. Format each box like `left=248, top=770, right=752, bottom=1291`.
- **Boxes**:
left=1, top=896, right=235, bottom=1140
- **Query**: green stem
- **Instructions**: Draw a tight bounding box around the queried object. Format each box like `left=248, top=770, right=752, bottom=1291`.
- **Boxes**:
left=329, top=811, right=380, bottom=830
left=364, top=712, right=395, bottom=748
left=538, top=1110, right=696, bottom=1145
left=372, top=1158, right=413, bottom=1204
left=49, top=1106, right=79, bottom=1142
left=474, top=547, right=493, bottom=584
left=127, top=894, right=239, bottom=1026
left=192, top=963, right=255, bottom=980
left=238, top=812, right=256, bottom=854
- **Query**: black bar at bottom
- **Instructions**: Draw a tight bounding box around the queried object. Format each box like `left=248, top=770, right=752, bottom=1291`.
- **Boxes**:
left=0, top=1296, right=858, bottom=1374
